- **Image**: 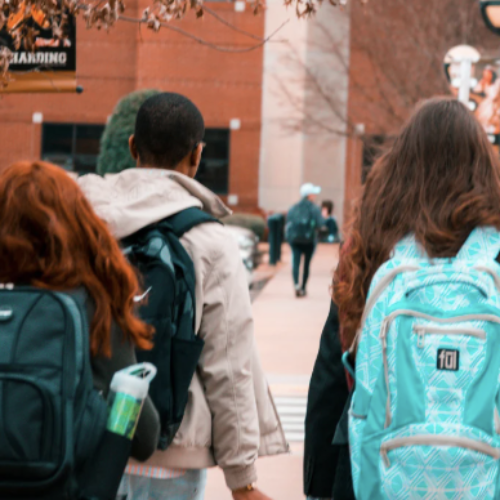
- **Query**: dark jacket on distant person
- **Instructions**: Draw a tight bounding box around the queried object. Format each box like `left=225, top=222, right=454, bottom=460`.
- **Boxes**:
left=287, top=198, right=325, bottom=245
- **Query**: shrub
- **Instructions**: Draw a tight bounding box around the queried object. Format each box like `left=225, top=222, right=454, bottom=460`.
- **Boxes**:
left=222, top=213, right=266, bottom=240
left=97, top=89, right=161, bottom=176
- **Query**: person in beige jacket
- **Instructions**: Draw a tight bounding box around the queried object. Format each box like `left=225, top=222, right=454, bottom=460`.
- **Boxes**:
left=78, top=93, right=288, bottom=500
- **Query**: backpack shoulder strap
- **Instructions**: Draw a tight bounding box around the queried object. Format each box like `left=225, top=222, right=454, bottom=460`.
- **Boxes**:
left=457, top=226, right=500, bottom=261
left=166, top=207, right=221, bottom=238
left=391, top=233, right=427, bottom=260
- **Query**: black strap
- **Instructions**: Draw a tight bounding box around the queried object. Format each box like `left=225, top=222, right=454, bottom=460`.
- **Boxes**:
left=167, top=207, right=220, bottom=238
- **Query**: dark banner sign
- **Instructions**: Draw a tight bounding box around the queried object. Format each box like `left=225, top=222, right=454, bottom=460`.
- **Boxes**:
left=0, top=7, right=76, bottom=93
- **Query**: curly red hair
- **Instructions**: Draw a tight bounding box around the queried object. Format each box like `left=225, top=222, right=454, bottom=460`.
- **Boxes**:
left=0, top=161, right=153, bottom=357
left=334, top=98, right=500, bottom=352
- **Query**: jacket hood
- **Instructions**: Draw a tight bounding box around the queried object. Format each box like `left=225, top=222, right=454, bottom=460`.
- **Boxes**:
left=78, top=168, right=231, bottom=239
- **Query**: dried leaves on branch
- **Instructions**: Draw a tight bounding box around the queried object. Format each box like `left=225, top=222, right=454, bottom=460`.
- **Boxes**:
left=289, top=0, right=358, bottom=19
left=0, top=0, right=359, bottom=85
left=0, top=46, right=13, bottom=87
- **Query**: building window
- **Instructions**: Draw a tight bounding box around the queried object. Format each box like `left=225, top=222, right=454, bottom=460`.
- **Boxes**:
left=42, top=123, right=105, bottom=174
left=196, top=128, right=230, bottom=195
left=362, top=135, right=388, bottom=183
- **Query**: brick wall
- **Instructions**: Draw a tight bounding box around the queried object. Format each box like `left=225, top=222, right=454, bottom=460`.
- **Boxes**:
left=0, top=2, right=265, bottom=210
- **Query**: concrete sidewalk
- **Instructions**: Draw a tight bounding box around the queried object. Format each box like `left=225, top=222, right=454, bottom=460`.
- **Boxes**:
left=205, top=244, right=339, bottom=500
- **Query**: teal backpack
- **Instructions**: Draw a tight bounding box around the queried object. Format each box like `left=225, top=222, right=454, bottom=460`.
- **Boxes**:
left=348, top=227, right=500, bottom=500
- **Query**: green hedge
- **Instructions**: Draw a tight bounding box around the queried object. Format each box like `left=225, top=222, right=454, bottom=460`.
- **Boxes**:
left=222, top=213, right=266, bottom=240
left=97, top=89, right=161, bottom=176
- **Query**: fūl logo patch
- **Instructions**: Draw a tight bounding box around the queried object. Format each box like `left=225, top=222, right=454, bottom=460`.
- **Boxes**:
left=437, top=349, right=459, bottom=371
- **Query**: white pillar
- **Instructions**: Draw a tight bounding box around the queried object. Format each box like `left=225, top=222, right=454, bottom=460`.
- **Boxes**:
left=258, top=2, right=350, bottom=224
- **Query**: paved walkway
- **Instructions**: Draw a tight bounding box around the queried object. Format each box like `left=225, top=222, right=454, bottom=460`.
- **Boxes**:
left=205, top=244, right=340, bottom=500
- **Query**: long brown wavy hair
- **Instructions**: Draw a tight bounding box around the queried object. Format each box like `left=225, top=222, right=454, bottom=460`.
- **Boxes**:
left=0, top=161, right=153, bottom=357
left=334, top=97, right=500, bottom=350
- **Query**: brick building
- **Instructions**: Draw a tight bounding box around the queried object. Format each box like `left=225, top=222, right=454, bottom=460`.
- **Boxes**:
left=4, top=1, right=495, bottom=225
left=0, top=0, right=352, bottom=222
left=0, top=0, right=266, bottom=211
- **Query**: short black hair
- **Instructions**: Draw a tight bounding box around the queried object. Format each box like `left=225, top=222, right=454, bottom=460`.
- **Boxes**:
left=321, top=200, right=334, bottom=215
left=134, top=92, right=205, bottom=168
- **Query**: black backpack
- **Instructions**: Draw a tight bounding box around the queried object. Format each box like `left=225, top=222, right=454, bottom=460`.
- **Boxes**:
left=0, top=286, right=108, bottom=499
left=122, top=207, right=219, bottom=450
left=286, top=201, right=317, bottom=244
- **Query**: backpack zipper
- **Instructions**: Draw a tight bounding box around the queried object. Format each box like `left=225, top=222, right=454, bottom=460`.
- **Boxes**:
left=351, top=265, right=420, bottom=353
left=475, top=265, right=500, bottom=293
left=495, top=407, right=500, bottom=435
left=412, top=325, right=486, bottom=348
left=380, top=310, right=500, bottom=428
left=380, top=434, right=500, bottom=468
left=380, top=318, right=392, bottom=427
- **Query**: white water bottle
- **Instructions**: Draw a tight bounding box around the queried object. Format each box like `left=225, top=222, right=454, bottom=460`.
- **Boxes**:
left=107, top=363, right=157, bottom=440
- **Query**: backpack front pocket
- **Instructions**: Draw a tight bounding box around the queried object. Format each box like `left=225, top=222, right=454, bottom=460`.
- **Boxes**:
left=0, top=373, right=56, bottom=479
left=412, top=325, right=486, bottom=349
left=380, top=308, right=499, bottom=429
left=379, top=429, right=500, bottom=500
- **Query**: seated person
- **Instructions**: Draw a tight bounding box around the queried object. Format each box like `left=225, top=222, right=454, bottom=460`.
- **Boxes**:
left=320, top=200, right=340, bottom=243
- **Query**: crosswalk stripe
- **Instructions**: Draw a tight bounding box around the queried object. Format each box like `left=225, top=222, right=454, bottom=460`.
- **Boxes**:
left=280, top=415, right=306, bottom=424
left=275, top=395, right=307, bottom=443
left=275, top=406, right=306, bottom=416
left=284, top=431, right=305, bottom=442
left=282, top=423, right=305, bottom=433
left=274, top=397, right=308, bottom=406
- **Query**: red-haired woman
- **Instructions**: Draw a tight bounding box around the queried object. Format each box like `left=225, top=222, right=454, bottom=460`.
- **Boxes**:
left=0, top=161, right=160, bottom=462
left=305, top=97, right=500, bottom=500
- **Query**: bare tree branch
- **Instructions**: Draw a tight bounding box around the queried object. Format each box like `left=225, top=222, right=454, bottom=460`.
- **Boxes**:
left=202, top=5, right=265, bottom=42
left=277, top=0, right=499, bottom=140
left=119, top=14, right=289, bottom=53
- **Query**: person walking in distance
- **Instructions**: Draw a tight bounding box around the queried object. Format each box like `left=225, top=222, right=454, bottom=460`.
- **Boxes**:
left=286, top=183, right=325, bottom=297
left=79, top=93, right=287, bottom=500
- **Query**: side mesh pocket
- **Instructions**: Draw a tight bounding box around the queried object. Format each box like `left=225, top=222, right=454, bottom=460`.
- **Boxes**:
left=75, top=389, right=107, bottom=469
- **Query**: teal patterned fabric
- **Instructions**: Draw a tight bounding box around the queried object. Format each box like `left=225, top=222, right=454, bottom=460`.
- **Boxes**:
left=349, top=227, right=500, bottom=500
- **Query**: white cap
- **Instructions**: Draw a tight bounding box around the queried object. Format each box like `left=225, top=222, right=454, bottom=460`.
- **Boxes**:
left=110, top=363, right=157, bottom=400
left=300, top=183, right=321, bottom=198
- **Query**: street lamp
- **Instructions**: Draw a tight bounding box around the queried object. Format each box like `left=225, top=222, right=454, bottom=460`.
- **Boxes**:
left=444, top=45, right=481, bottom=105
left=481, top=1, right=500, bottom=36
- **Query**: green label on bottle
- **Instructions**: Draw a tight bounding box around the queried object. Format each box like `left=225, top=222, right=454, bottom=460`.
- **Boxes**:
left=107, top=392, right=142, bottom=440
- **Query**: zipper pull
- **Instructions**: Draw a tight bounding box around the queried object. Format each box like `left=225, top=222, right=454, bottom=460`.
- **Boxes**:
left=380, top=319, right=389, bottom=349
left=415, top=326, right=425, bottom=348
left=381, top=446, right=391, bottom=468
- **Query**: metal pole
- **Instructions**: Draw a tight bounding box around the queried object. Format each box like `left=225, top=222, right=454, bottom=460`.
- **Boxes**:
left=458, top=59, right=472, bottom=104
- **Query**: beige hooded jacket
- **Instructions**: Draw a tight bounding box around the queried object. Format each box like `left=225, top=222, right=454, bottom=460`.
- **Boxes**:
left=78, top=168, right=288, bottom=490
